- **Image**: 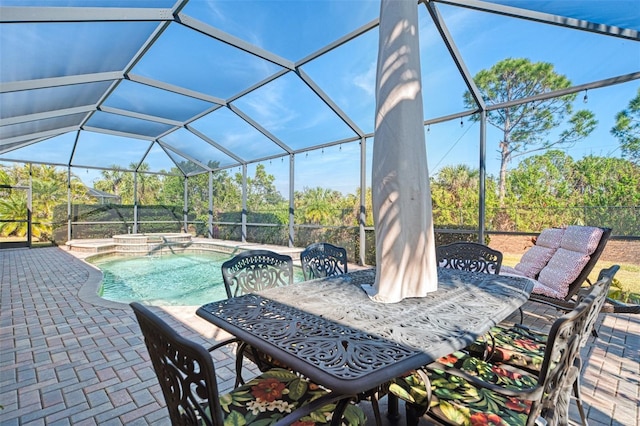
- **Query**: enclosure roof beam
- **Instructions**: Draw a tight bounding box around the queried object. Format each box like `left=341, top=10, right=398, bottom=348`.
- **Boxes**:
left=176, top=12, right=295, bottom=70
left=127, top=74, right=226, bottom=105
left=81, top=126, right=156, bottom=141
left=0, top=72, right=122, bottom=93
left=487, top=71, right=640, bottom=111
left=156, top=140, right=213, bottom=173
left=295, top=68, right=364, bottom=138
left=296, top=18, right=380, bottom=67
left=0, top=6, right=174, bottom=23
left=424, top=1, right=486, bottom=111
left=98, top=106, right=183, bottom=127
left=434, top=0, right=640, bottom=41
left=0, top=106, right=94, bottom=127
left=228, top=104, right=293, bottom=155
left=0, top=128, right=76, bottom=148
left=185, top=125, right=245, bottom=164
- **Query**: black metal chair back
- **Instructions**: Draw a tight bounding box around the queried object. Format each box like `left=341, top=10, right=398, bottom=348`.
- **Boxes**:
left=532, top=269, right=614, bottom=424
left=578, top=265, right=619, bottom=345
left=131, top=302, right=222, bottom=426
left=300, top=242, right=348, bottom=280
left=436, top=241, right=503, bottom=274
left=221, top=249, right=293, bottom=298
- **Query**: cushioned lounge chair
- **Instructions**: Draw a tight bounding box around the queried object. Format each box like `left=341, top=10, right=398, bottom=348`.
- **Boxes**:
left=502, top=226, right=635, bottom=314
left=388, top=270, right=610, bottom=426
left=527, top=226, right=611, bottom=311
left=130, top=302, right=366, bottom=426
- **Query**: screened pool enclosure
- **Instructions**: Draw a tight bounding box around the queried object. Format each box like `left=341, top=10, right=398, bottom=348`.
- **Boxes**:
left=1, top=1, right=638, bottom=258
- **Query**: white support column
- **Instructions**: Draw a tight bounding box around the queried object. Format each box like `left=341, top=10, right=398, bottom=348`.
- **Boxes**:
left=208, top=171, right=213, bottom=238
left=479, top=110, right=487, bottom=243
left=183, top=177, right=188, bottom=234
left=359, top=137, right=367, bottom=266
left=133, top=171, right=138, bottom=234
left=28, top=164, right=33, bottom=247
left=67, top=166, right=72, bottom=242
left=289, top=154, right=295, bottom=247
left=242, top=165, right=247, bottom=243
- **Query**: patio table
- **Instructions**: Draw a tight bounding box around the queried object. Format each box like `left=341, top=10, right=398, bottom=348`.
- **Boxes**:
left=196, top=267, right=534, bottom=396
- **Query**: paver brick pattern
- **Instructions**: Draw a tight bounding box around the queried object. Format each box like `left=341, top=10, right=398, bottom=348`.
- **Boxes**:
left=0, top=247, right=638, bottom=425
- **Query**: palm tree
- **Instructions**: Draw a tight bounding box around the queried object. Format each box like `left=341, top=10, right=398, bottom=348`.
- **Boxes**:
left=134, top=163, right=162, bottom=205
left=349, top=187, right=373, bottom=227
left=0, top=191, right=33, bottom=238
left=94, top=166, right=126, bottom=199
left=297, top=187, right=341, bottom=225
left=0, top=164, right=92, bottom=241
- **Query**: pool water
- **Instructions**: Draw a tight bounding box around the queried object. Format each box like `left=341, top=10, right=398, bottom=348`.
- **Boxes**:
left=92, top=252, right=304, bottom=306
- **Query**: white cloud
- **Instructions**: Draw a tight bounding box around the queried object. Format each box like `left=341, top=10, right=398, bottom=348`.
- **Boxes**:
left=353, top=61, right=376, bottom=97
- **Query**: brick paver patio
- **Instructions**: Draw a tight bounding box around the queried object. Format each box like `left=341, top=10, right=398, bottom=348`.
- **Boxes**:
left=1, top=247, right=638, bottom=425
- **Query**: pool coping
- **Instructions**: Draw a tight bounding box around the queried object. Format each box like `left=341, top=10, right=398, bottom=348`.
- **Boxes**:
left=76, top=258, right=130, bottom=310
left=67, top=237, right=306, bottom=309
left=66, top=236, right=305, bottom=259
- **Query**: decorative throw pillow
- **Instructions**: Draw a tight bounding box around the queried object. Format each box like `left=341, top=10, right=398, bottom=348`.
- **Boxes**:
left=535, top=227, right=565, bottom=249
left=514, top=246, right=556, bottom=278
left=536, top=248, right=590, bottom=298
left=560, top=225, right=603, bottom=255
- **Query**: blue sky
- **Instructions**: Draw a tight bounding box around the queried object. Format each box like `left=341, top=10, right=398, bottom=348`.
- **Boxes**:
left=1, top=0, right=638, bottom=196
left=252, top=1, right=640, bottom=195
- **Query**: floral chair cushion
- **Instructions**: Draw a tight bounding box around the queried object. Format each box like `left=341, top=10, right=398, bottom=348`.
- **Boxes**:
left=244, top=343, right=291, bottom=371
left=466, top=326, right=548, bottom=374
left=389, top=352, right=538, bottom=426
left=214, top=368, right=366, bottom=425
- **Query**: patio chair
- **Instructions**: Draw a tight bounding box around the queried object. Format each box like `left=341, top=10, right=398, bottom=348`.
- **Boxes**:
left=300, top=242, right=348, bottom=280
left=465, top=265, right=619, bottom=426
left=221, top=249, right=294, bottom=298
left=501, top=226, right=636, bottom=316
left=436, top=241, right=503, bottom=274
left=219, top=250, right=297, bottom=386
left=130, top=302, right=366, bottom=426
left=526, top=226, right=611, bottom=312
left=388, top=270, right=609, bottom=426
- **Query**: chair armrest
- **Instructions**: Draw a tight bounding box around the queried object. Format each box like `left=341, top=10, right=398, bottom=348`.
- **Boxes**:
left=207, top=337, right=241, bottom=352
left=427, top=362, right=544, bottom=401
left=511, top=324, right=549, bottom=342
left=528, top=293, right=578, bottom=312
left=601, top=298, right=640, bottom=314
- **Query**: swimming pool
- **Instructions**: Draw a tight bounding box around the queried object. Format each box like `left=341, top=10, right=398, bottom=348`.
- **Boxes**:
left=91, top=252, right=304, bottom=306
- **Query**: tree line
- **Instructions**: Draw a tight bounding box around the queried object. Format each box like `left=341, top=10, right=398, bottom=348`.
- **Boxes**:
left=1, top=148, right=637, bottom=241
